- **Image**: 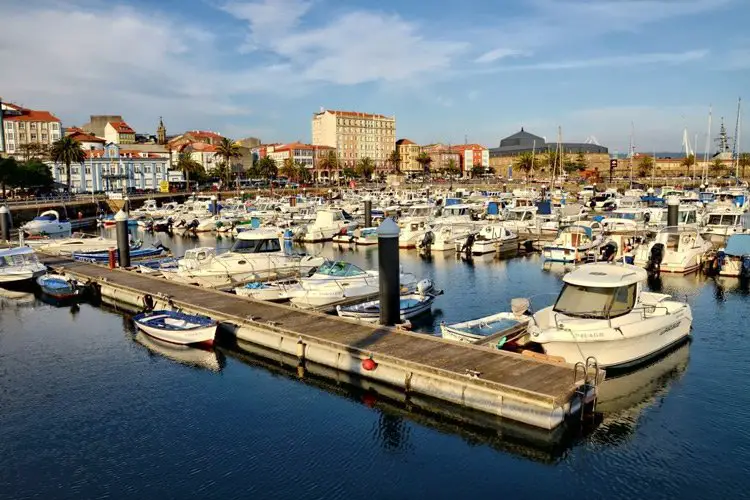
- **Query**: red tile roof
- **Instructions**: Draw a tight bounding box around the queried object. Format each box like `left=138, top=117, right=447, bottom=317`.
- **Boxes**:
left=108, top=121, right=135, bottom=134
left=317, top=109, right=392, bottom=119
left=4, top=109, right=61, bottom=122
left=187, top=130, right=223, bottom=139
left=450, top=144, right=487, bottom=151
left=189, top=143, right=217, bottom=152
left=69, top=131, right=105, bottom=143
left=396, top=138, right=416, bottom=145
left=274, top=142, right=316, bottom=152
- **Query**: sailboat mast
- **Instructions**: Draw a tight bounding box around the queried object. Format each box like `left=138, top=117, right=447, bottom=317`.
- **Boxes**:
left=629, top=122, right=634, bottom=189
left=733, top=97, right=742, bottom=178
left=703, top=105, right=712, bottom=185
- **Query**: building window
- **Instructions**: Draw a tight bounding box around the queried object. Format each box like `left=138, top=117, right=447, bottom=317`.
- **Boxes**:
left=41, top=134, right=47, bottom=141
left=18, top=123, right=25, bottom=129
left=145, top=166, right=152, bottom=174
left=30, top=134, right=37, bottom=140
left=41, top=123, right=48, bottom=130
left=51, top=123, right=58, bottom=130
left=30, top=123, right=37, bottom=129
left=85, top=167, right=91, bottom=174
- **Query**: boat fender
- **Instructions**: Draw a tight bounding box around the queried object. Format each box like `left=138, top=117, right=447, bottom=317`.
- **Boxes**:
left=142, top=294, right=155, bottom=312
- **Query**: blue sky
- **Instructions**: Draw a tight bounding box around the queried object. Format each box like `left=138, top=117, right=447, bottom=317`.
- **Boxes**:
left=2, top=0, right=748, bottom=153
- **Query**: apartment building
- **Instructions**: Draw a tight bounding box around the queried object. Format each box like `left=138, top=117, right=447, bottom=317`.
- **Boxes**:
left=395, top=138, right=422, bottom=174
left=104, top=121, right=136, bottom=145
left=451, top=144, right=490, bottom=177
left=1, top=102, right=62, bottom=156
left=421, top=144, right=461, bottom=173
left=311, top=109, right=396, bottom=171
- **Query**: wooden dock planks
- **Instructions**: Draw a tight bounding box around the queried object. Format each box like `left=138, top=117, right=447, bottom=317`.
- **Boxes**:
left=41, top=255, right=591, bottom=408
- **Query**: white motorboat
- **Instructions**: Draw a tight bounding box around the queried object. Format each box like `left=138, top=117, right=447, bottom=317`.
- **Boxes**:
left=527, top=263, right=692, bottom=368
left=133, top=310, right=217, bottom=346
left=27, top=233, right=125, bottom=256
left=440, top=299, right=531, bottom=344
left=701, top=208, right=745, bottom=244
left=336, top=291, right=440, bottom=323
left=234, top=278, right=300, bottom=301
left=633, top=226, right=713, bottom=275
left=282, top=260, right=432, bottom=309
left=429, top=222, right=478, bottom=251
left=456, top=224, right=518, bottom=255
left=0, top=247, right=47, bottom=285
left=21, top=210, right=71, bottom=237
left=711, top=233, right=750, bottom=277
left=161, top=229, right=325, bottom=287
left=543, top=221, right=607, bottom=263
left=300, top=209, right=357, bottom=242
left=499, top=207, right=538, bottom=237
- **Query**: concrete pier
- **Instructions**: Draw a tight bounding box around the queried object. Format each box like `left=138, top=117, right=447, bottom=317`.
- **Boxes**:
left=39, top=254, right=601, bottom=430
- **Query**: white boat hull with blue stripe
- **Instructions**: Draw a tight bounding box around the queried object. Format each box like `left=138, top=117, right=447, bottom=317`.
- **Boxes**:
left=133, top=310, right=218, bottom=346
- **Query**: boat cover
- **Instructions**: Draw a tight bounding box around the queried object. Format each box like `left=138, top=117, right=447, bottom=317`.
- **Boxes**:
left=724, top=234, right=750, bottom=256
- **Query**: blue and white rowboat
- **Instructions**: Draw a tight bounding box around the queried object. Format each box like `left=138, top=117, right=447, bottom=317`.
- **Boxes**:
left=133, top=310, right=218, bottom=346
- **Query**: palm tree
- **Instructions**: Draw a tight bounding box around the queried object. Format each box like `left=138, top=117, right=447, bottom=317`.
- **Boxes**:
left=214, top=137, right=242, bottom=186
left=738, top=152, right=750, bottom=179
left=514, top=151, right=536, bottom=178
left=317, top=150, right=339, bottom=183
left=49, top=136, right=85, bottom=193
left=295, top=162, right=312, bottom=184
left=279, top=157, right=297, bottom=180
left=176, top=150, right=202, bottom=190
left=387, top=149, right=402, bottom=174
left=356, top=157, right=375, bottom=180
left=712, top=158, right=726, bottom=178
left=637, top=156, right=654, bottom=178
left=445, top=158, right=460, bottom=178
left=415, top=151, right=432, bottom=177
left=680, top=154, right=696, bottom=178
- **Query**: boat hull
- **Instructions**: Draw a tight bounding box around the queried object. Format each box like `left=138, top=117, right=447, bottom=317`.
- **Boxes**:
left=538, top=316, right=692, bottom=369
left=134, top=314, right=217, bottom=346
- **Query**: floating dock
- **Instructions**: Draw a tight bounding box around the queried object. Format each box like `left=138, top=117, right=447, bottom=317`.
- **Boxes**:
left=40, top=254, right=602, bottom=430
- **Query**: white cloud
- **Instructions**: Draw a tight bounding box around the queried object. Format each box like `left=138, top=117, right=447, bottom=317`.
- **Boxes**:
left=474, top=48, right=529, bottom=64
left=480, top=49, right=709, bottom=72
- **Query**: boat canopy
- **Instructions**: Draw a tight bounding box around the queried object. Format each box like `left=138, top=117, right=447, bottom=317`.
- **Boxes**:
left=562, top=263, right=647, bottom=288
left=315, top=261, right=366, bottom=277
left=724, top=234, right=750, bottom=256
left=0, top=247, right=36, bottom=257
left=561, top=225, right=593, bottom=237
left=237, top=229, right=281, bottom=241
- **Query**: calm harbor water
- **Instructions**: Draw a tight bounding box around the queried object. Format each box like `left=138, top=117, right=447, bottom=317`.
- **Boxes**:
left=2, top=227, right=750, bottom=499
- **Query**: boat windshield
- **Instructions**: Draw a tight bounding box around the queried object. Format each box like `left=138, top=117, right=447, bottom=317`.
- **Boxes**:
left=505, top=210, right=525, bottom=221
left=316, top=261, right=365, bottom=277
left=231, top=238, right=281, bottom=253
left=33, top=214, right=56, bottom=222
left=708, top=214, right=741, bottom=226
left=553, top=283, right=636, bottom=319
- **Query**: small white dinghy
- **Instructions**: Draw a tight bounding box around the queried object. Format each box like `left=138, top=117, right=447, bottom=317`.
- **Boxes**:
left=440, top=298, right=531, bottom=344
left=336, top=291, right=442, bottom=323
left=133, top=310, right=218, bottom=346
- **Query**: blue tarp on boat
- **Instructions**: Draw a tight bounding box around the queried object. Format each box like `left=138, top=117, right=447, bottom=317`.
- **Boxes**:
left=724, top=234, right=750, bottom=256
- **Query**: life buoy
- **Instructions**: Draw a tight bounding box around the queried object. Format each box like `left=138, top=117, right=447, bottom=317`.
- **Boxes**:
left=681, top=234, right=691, bottom=245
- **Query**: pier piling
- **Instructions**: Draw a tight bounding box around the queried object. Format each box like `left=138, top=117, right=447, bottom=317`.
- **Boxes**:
left=667, top=196, right=679, bottom=227
left=115, top=210, right=131, bottom=268
left=364, top=199, right=373, bottom=228
left=0, top=206, right=10, bottom=243
left=377, top=217, right=400, bottom=326
left=210, top=195, right=218, bottom=216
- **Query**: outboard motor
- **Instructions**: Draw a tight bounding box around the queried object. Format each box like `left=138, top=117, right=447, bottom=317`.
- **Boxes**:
left=589, top=199, right=597, bottom=209
left=599, top=241, right=617, bottom=262
left=714, top=249, right=726, bottom=274
left=419, top=230, right=434, bottom=252
left=741, top=255, right=750, bottom=279
left=461, top=232, right=477, bottom=256
left=646, top=243, right=665, bottom=277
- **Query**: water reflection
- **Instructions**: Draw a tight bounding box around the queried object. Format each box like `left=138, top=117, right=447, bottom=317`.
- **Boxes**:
left=372, top=413, right=412, bottom=453
left=590, top=341, right=690, bottom=446
left=0, top=288, right=36, bottom=309
left=133, top=331, right=225, bottom=373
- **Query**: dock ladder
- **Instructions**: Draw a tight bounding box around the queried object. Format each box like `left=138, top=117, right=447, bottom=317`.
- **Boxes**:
left=573, top=356, right=600, bottom=419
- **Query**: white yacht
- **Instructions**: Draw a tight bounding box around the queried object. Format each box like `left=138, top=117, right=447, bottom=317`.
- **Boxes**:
left=528, top=263, right=692, bottom=368
left=0, top=247, right=47, bottom=285
left=542, top=221, right=607, bottom=263
left=162, top=230, right=325, bottom=287
left=281, top=260, right=429, bottom=309
left=456, top=224, right=518, bottom=255
left=21, top=210, right=71, bottom=237
left=26, top=233, right=121, bottom=256
left=500, top=207, right=538, bottom=237
left=701, top=208, right=745, bottom=244
left=300, top=209, right=357, bottom=242
left=633, top=226, right=713, bottom=274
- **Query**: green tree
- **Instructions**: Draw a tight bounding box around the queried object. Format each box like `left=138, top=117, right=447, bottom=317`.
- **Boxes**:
left=514, top=151, right=536, bottom=178
left=415, top=151, right=432, bottom=176
left=342, top=167, right=358, bottom=179
left=208, top=162, right=231, bottom=185
left=23, top=160, right=54, bottom=189
left=471, top=165, right=485, bottom=178
left=738, top=152, right=750, bottom=179
left=387, top=149, right=401, bottom=174
left=637, top=156, right=654, bottom=178
left=279, top=157, right=297, bottom=179
left=317, top=150, right=339, bottom=182
left=681, top=154, right=696, bottom=177
left=295, top=163, right=312, bottom=184
left=176, top=150, right=204, bottom=189
left=356, top=157, right=375, bottom=180
left=575, top=151, right=587, bottom=170
left=444, top=158, right=460, bottom=178
left=256, top=156, right=278, bottom=180
left=49, top=136, right=85, bottom=192
left=0, top=157, right=20, bottom=197
left=17, top=143, right=49, bottom=163
left=712, top=158, right=726, bottom=177
left=214, top=137, right=242, bottom=184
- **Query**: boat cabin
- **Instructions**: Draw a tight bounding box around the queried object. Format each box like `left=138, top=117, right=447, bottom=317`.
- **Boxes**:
left=505, top=207, right=537, bottom=222
left=705, top=209, right=743, bottom=228
left=553, top=264, right=647, bottom=319
left=231, top=230, right=283, bottom=253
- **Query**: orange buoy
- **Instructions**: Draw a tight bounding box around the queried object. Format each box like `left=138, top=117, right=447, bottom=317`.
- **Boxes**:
left=362, top=357, right=377, bottom=371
